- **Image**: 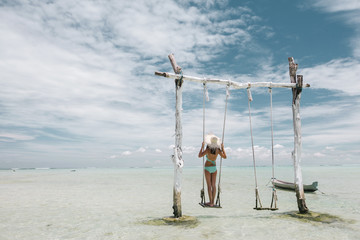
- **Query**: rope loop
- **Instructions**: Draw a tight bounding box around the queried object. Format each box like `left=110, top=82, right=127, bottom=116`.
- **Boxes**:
left=296, top=83, right=302, bottom=90
left=176, top=70, right=184, bottom=87
left=226, top=82, right=230, bottom=97
left=247, top=87, right=253, bottom=102
left=203, top=80, right=210, bottom=102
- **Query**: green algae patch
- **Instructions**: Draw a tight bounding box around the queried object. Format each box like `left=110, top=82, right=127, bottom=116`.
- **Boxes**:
left=278, top=211, right=354, bottom=224
left=142, top=215, right=199, bottom=228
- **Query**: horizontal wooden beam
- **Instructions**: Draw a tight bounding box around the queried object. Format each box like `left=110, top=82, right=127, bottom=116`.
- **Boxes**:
left=155, top=71, right=310, bottom=89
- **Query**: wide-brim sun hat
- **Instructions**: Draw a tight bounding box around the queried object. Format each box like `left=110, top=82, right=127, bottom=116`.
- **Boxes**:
left=205, top=134, right=221, bottom=149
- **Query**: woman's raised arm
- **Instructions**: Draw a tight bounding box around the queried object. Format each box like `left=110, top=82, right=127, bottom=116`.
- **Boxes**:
left=219, top=143, right=227, bottom=159
left=198, top=142, right=207, bottom=158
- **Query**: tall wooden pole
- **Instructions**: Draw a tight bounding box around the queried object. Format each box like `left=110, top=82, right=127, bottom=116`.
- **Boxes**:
left=288, top=57, right=309, bottom=214
left=169, top=54, right=183, bottom=218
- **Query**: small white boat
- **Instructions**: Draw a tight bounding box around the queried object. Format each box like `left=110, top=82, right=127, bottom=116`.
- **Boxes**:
left=272, top=179, right=318, bottom=192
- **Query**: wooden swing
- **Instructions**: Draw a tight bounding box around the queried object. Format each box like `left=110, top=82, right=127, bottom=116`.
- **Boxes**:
left=247, top=87, right=278, bottom=211
left=199, top=81, right=230, bottom=208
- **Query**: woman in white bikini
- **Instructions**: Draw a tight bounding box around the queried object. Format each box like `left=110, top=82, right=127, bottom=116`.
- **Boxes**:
left=198, top=134, right=227, bottom=207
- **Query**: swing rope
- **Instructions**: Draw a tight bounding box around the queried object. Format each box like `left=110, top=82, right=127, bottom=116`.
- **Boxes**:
left=215, top=83, right=230, bottom=207
left=247, top=88, right=263, bottom=209
left=269, top=87, right=278, bottom=210
left=248, top=87, right=278, bottom=211
left=200, top=81, right=208, bottom=205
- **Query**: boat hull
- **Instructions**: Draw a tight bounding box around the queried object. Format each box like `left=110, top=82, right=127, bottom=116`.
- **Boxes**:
left=272, top=179, right=318, bottom=192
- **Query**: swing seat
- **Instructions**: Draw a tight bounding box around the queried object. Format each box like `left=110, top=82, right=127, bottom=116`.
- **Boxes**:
left=199, top=203, right=222, bottom=208
left=253, top=207, right=278, bottom=211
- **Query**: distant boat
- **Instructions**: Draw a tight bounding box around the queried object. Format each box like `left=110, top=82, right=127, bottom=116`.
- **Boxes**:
left=272, top=179, right=318, bottom=192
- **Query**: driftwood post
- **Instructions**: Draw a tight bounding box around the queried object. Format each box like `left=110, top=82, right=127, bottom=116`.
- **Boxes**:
left=288, top=57, right=309, bottom=214
left=169, top=54, right=183, bottom=218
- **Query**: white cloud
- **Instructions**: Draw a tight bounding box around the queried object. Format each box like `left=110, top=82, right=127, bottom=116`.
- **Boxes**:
left=325, top=146, right=335, bottom=151
left=224, top=147, right=232, bottom=153
left=314, top=152, right=326, bottom=158
left=122, top=151, right=132, bottom=156
left=312, top=0, right=360, bottom=13
left=300, top=58, right=360, bottom=95
left=136, top=147, right=146, bottom=153
left=0, top=1, right=265, bottom=166
left=0, top=133, right=35, bottom=142
left=310, top=0, right=360, bottom=58
left=301, top=99, right=360, bottom=147
left=155, top=149, right=162, bottom=153
left=183, top=146, right=197, bottom=154
left=228, top=144, right=292, bottom=166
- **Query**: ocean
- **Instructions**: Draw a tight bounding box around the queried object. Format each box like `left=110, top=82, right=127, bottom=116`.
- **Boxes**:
left=0, top=165, right=359, bottom=240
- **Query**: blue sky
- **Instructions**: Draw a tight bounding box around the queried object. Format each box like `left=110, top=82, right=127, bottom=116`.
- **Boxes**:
left=0, top=0, right=359, bottom=168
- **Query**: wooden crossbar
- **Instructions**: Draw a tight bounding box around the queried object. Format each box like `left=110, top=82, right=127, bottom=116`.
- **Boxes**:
left=155, top=71, right=310, bottom=89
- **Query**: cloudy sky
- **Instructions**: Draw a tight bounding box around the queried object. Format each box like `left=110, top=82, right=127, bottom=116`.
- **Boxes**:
left=1, top=0, right=359, bottom=168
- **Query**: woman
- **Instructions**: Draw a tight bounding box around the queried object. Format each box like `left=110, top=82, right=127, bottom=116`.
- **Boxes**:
left=198, top=134, right=227, bottom=207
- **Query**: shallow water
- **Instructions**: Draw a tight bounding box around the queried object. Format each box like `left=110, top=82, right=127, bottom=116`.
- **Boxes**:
left=0, top=166, right=359, bottom=240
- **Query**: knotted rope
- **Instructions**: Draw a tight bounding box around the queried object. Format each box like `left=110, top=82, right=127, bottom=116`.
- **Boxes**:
left=200, top=81, right=208, bottom=205
left=269, top=86, right=278, bottom=209
left=215, top=83, right=230, bottom=207
left=247, top=87, right=263, bottom=209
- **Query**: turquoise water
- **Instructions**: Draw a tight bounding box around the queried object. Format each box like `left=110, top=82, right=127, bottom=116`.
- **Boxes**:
left=0, top=166, right=359, bottom=239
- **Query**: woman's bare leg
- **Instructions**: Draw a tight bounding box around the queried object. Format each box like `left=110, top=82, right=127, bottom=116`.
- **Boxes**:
left=210, top=171, right=217, bottom=206
left=204, top=170, right=212, bottom=205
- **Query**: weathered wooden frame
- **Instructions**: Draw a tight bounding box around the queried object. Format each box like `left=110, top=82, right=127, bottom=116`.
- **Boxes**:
left=155, top=54, right=310, bottom=217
